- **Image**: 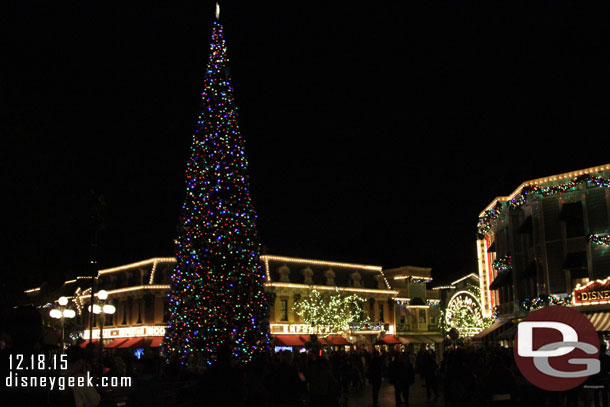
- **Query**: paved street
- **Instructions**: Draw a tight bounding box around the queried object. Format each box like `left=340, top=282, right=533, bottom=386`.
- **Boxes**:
left=348, top=376, right=443, bottom=407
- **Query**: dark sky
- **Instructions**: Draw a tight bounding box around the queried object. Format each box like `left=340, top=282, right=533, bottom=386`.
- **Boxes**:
left=4, top=0, right=610, bottom=293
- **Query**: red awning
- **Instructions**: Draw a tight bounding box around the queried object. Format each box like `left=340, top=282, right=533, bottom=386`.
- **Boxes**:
left=80, top=340, right=98, bottom=348
left=325, top=335, right=351, bottom=345
left=118, top=338, right=145, bottom=348
left=150, top=337, right=164, bottom=348
left=274, top=335, right=305, bottom=346
left=104, top=338, right=128, bottom=348
left=299, top=335, right=329, bottom=344
left=380, top=335, right=401, bottom=344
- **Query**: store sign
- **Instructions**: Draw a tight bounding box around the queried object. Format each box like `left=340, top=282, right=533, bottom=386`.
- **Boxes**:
left=573, top=278, right=610, bottom=306
left=82, top=325, right=167, bottom=340
left=270, top=323, right=392, bottom=335
left=270, top=324, right=331, bottom=335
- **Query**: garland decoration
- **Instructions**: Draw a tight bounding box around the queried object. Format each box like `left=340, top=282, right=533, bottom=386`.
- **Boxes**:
left=492, top=255, right=512, bottom=273
left=477, top=174, right=610, bottom=239
left=587, top=234, right=610, bottom=247
left=521, top=295, right=572, bottom=312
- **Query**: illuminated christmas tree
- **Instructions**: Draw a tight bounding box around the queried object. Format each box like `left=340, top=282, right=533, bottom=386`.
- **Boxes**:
left=165, top=8, right=269, bottom=366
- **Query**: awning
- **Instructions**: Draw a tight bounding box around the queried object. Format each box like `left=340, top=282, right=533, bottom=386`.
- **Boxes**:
left=274, top=335, right=305, bottom=346
left=150, top=337, right=164, bottom=348
left=325, top=335, right=351, bottom=345
left=398, top=335, right=443, bottom=344
left=118, top=338, right=145, bottom=348
left=586, top=313, right=610, bottom=332
left=104, top=338, right=127, bottom=348
left=79, top=340, right=98, bottom=348
left=379, top=335, right=401, bottom=344
left=473, top=318, right=510, bottom=339
left=489, top=270, right=512, bottom=290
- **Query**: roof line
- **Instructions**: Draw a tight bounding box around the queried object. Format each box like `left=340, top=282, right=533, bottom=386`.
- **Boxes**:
left=479, top=163, right=610, bottom=216
left=260, top=255, right=382, bottom=271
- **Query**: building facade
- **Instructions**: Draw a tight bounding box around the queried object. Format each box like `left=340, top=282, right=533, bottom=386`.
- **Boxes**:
left=475, top=164, right=610, bottom=341
left=25, top=255, right=441, bottom=351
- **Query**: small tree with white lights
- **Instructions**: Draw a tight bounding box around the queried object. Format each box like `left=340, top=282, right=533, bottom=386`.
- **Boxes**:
left=292, top=289, right=368, bottom=343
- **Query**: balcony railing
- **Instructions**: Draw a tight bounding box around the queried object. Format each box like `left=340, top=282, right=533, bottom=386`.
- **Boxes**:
left=396, top=323, right=410, bottom=333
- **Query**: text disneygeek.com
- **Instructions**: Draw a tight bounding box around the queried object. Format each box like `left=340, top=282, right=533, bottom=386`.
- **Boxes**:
left=5, top=372, right=132, bottom=391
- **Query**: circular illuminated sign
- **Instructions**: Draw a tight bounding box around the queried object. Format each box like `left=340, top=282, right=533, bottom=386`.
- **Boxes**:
left=445, top=290, right=486, bottom=337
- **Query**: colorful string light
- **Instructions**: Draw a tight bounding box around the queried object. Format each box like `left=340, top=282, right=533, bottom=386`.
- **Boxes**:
left=164, top=20, right=269, bottom=366
left=521, top=295, right=571, bottom=312
left=477, top=174, right=610, bottom=239
left=492, top=255, right=512, bottom=273
left=587, top=234, right=610, bottom=247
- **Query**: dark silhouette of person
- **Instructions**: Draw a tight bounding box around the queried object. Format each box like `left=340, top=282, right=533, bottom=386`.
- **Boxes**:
left=0, top=306, right=51, bottom=406
left=421, top=350, right=438, bottom=399
left=367, top=351, right=383, bottom=407
left=306, top=355, right=337, bottom=407
left=199, top=344, right=245, bottom=407
left=389, top=352, right=414, bottom=406
left=270, top=351, right=301, bottom=407
left=126, top=358, right=164, bottom=407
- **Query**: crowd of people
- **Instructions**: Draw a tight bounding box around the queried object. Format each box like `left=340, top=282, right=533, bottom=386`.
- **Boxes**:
left=4, top=305, right=610, bottom=407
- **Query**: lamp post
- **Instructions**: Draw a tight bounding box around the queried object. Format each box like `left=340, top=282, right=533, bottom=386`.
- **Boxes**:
left=88, top=290, right=115, bottom=370
left=49, top=296, right=76, bottom=352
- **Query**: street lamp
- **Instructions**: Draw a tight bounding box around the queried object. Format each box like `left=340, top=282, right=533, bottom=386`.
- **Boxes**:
left=88, top=290, right=116, bottom=365
left=49, top=296, right=76, bottom=352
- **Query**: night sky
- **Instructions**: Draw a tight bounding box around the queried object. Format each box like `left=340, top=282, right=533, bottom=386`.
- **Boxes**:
left=5, top=1, right=610, bottom=294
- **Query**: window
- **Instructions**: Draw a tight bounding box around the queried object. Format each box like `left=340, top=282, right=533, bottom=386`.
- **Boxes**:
left=378, top=302, right=384, bottom=322
left=418, top=309, right=426, bottom=326
left=121, top=304, right=127, bottom=325
left=105, top=312, right=113, bottom=326
left=280, top=300, right=288, bottom=321
left=137, top=302, right=142, bottom=324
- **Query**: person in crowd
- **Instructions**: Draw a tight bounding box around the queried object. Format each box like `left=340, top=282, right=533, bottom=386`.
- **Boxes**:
left=367, top=350, right=383, bottom=407
left=306, top=354, right=337, bottom=407
left=64, top=345, right=101, bottom=407
left=389, top=351, right=414, bottom=406
left=198, top=344, right=246, bottom=407
left=1, top=306, right=53, bottom=406
left=421, top=349, right=439, bottom=399
left=269, top=351, right=302, bottom=407
left=126, top=357, right=164, bottom=407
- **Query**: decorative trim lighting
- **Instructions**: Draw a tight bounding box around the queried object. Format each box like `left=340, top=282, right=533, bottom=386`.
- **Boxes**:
left=98, top=258, right=176, bottom=275
left=149, top=260, right=159, bottom=284
left=393, top=276, right=433, bottom=281
left=479, top=164, right=610, bottom=215
left=264, top=282, right=398, bottom=295
left=260, top=255, right=382, bottom=271
left=451, top=273, right=480, bottom=286
left=79, top=285, right=171, bottom=300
